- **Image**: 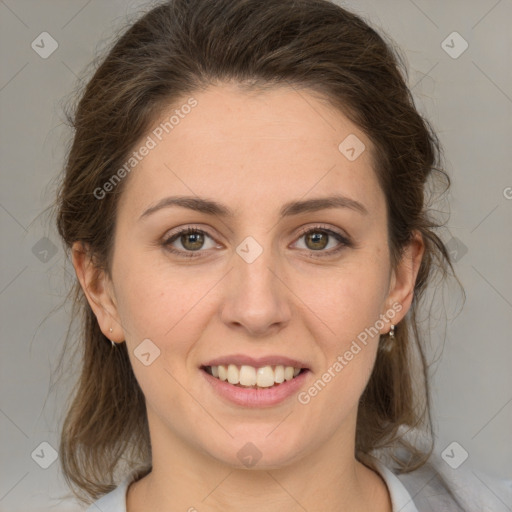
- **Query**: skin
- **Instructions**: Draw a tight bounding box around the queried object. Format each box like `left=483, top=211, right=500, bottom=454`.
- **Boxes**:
left=72, top=83, right=424, bottom=512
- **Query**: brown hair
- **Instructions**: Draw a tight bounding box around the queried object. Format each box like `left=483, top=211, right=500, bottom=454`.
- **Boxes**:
left=54, top=0, right=459, bottom=504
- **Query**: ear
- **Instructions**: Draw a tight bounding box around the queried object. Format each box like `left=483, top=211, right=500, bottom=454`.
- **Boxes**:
left=71, top=241, right=125, bottom=343
left=380, top=230, right=425, bottom=333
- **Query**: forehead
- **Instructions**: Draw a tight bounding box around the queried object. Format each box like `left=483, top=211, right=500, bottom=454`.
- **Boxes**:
left=117, top=84, right=384, bottom=220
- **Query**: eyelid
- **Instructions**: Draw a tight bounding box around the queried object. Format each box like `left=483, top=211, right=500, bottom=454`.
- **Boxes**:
left=163, top=224, right=213, bottom=241
left=294, top=223, right=350, bottom=242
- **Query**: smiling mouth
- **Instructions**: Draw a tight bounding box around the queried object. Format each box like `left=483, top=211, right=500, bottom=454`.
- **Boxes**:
left=201, top=364, right=308, bottom=389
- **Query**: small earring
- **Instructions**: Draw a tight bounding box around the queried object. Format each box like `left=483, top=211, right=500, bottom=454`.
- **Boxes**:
left=379, top=323, right=395, bottom=352
left=109, top=327, right=116, bottom=348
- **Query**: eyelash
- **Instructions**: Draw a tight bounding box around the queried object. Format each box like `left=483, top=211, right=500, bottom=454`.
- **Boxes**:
left=162, top=224, right=352, bottom=259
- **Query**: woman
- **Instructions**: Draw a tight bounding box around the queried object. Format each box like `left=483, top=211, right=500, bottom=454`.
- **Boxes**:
left=54, top=0, right=484, bottom=510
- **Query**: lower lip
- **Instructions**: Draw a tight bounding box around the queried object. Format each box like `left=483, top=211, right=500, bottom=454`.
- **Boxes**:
left=200, top=368, right=310, bottom=407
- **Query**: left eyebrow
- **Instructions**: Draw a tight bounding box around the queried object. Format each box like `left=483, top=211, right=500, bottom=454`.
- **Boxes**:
left=138, top=194, right=369, bottom=221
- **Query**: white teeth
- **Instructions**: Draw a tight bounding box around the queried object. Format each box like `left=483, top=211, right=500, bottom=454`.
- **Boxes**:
left=239, top=365, right=257, bottom=386
left=227, top=364, right=239, bottom=384
left=256, top=366, right=275, bottom=387
left=218, top=364, right=227, bottom=381
left=206, top=364, right=303, bottom=387
left=284, top=366, right=294, bottom=381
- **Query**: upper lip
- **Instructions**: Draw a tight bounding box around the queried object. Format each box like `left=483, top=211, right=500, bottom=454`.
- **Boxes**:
left=201, top=354, right=309, bottom=369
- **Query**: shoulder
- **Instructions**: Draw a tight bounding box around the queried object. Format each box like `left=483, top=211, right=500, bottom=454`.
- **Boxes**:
left=85, top=468, right=148, bottom=512
left=388, top=451, right=511, bottom=512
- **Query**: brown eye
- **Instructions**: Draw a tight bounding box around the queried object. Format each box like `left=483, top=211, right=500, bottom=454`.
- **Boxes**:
left=179, top=231, right=205, bottom=251
left=293, top=225, right=352, bottom=257
left=304, top=231, right=329, bottom=251
left=163, top=227, right=218, bottom=258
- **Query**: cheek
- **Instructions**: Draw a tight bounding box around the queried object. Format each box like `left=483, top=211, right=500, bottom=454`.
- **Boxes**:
left=113, top=253, right=215, bottom=371
left=293, top=268, right=387, bottom=435
left=290, top=249, right=389, bottom=401
left=112, top=245, right=177, bottom=327
left=294, top=254, right=390, bottom=339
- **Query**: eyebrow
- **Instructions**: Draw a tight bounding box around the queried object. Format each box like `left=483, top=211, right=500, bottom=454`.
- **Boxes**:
left=139, top=194, right=368, bottom=220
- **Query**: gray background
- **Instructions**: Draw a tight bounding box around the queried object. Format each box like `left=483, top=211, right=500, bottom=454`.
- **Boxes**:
left=1, top=0, right=511, bottom=510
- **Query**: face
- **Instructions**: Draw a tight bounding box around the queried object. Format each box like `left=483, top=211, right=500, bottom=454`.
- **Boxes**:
left=74, top=83, right=422, bottom=470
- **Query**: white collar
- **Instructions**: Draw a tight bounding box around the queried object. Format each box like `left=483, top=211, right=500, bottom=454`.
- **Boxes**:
left=372, top=459, right=420, bottom=512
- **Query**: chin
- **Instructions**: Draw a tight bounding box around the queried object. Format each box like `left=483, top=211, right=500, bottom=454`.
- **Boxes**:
left=204, top=435, right=306, bottom=471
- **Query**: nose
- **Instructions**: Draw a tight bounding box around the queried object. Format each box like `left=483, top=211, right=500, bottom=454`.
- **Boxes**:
left=219, top=240, right=291, bottom=337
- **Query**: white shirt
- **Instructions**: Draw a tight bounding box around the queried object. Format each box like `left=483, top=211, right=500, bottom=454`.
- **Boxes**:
left=85, top=455, right=511, bottom=511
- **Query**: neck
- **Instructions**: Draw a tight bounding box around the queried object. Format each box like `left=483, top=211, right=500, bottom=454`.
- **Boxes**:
left=126, top=409, right=391, bottom=512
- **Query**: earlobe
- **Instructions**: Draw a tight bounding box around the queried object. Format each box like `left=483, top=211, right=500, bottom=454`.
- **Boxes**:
left=71, top=241, right=124, bottom=342
left=382, top=231, right=425, bottom=329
